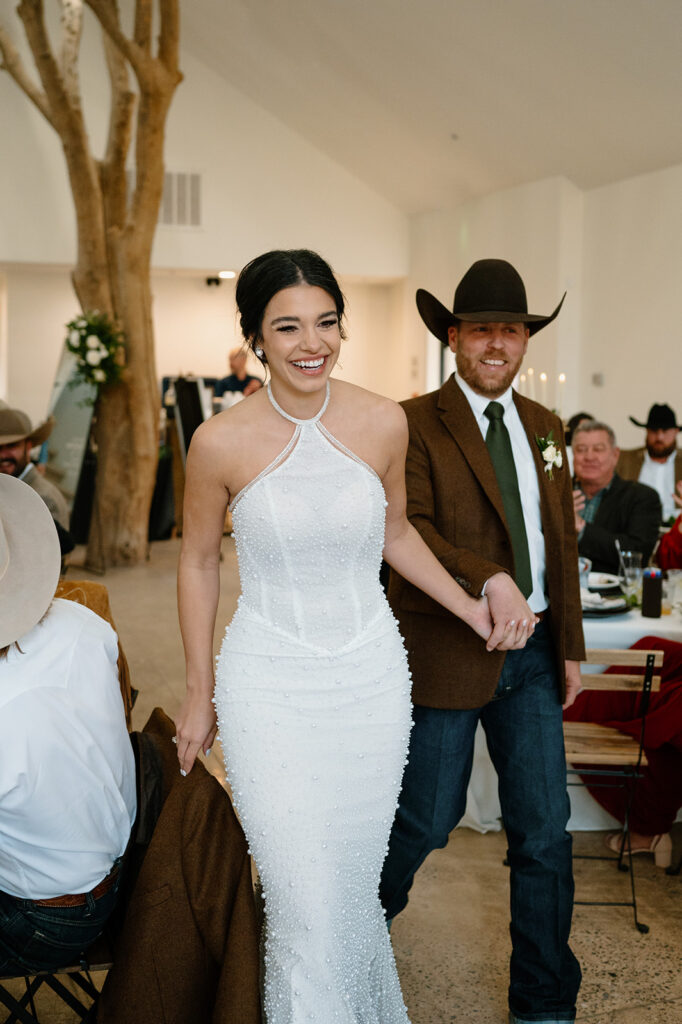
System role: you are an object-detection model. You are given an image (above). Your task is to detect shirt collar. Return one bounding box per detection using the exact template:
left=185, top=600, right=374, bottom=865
left=454, top=372, right=515, bottom=420
left=643, top=450, right=675, bottom=467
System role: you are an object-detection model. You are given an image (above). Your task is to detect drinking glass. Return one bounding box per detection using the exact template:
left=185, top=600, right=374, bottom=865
left=666, top=569, right=682, bottom=614
left=619, top=550, right=643, bottom=606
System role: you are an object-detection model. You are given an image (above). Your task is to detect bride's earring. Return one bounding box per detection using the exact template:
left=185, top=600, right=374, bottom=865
left=255, top=345, right=264, bottom=359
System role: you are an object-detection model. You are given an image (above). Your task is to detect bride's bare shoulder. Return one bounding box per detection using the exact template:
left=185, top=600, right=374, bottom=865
left=189, top=389, right=270, bottom=458
left=330, top=380, right=406, bottom=434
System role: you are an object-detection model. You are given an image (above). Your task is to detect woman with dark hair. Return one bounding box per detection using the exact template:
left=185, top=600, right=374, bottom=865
left=175, top=249, right=533, bottom=1021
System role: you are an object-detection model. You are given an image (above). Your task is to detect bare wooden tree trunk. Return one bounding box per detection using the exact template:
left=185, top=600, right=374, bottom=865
left=0, top=0, right=181, bottom=567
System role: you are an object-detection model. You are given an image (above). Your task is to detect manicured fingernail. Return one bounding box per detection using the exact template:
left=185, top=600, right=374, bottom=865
left=180, top=769, right=187, bottom=777
left=521, top=619, right=527, bottom=626
left=509, top=620, right=515, bottom=626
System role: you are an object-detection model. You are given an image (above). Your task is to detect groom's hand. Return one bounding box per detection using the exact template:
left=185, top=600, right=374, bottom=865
left=483, top=572, right=537, bottom=651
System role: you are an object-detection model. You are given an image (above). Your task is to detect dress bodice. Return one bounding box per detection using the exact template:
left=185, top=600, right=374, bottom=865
left=229, top=384, right=388, bottom=650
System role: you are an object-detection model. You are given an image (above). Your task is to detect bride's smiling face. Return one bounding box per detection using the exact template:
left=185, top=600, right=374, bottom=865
left=259, top=284, right=342, bottom=393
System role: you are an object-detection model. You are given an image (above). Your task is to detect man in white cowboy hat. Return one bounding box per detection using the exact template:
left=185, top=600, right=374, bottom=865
left=381, top=259, right=584, bottom=1024
left=617, top=403, right=682, bottom=523
left=0, top=406, right=70, bottom=530
left=0, top=475, right=136, bottom=974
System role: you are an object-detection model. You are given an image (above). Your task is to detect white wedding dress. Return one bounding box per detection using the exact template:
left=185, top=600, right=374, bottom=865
left=214, top=383, right=412, bottom=1023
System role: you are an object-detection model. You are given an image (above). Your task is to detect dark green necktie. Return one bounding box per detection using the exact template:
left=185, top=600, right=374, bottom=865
left=484, top=401, right=533, bottom=599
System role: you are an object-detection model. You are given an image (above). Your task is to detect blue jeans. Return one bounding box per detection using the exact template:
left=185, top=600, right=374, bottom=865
left=380, top=621, right=581, bottom=1023
left=0, top=864, right=122, bottom=974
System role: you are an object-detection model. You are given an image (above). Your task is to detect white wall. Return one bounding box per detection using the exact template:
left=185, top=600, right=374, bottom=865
left=0, top=39, right=408, bottom=279
left=580, top=162, right=682, bottom=449
left=410, top=176, right=584, bottom=417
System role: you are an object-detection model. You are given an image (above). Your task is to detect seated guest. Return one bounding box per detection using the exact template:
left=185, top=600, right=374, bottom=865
left=0, top=476, right=136, bottom=974
left=657, top=481, right=682, bottom=569
left=0, top=405, right=73, bottom=555
left=213, top=346, right=262, bottom=399
left=564, top=635, right=682, bottom=868
left=572, top=419, right=661, bottom=574
left=617, top=403, right=682, bottom=523
left=564, top=410, right=594, bottom=475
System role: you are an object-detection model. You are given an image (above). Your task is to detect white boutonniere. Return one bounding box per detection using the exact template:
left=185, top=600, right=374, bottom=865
left=535, top=430, right=563, bottom=480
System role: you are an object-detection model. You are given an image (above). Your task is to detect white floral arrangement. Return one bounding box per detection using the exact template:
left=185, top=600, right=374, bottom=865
left=535, top=430, right=563, bottom=480
left=65, top=311, right=125, bottom=392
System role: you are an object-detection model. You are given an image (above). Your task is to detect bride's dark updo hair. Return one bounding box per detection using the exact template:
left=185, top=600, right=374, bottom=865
left=236, top=249, right=347, bottom=361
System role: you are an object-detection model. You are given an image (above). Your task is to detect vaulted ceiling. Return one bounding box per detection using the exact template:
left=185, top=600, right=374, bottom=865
left=184, top=0, right=682, bottom=214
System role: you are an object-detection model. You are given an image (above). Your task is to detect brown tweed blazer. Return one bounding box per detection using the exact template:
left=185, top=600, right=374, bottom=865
left=388, top=376, right=585, bottom=710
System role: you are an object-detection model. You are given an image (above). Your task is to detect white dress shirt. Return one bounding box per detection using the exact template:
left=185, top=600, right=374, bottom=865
left=638, top=451, right=676, bottom=521
left=0, top=599, right=136, bottom=899
left=455, top=374, right=548, bottom=613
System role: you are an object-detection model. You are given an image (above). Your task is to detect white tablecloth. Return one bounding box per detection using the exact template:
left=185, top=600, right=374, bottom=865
left=459, top=610, right=682, bottom=833
left=582, top=608, right=682, bottom=647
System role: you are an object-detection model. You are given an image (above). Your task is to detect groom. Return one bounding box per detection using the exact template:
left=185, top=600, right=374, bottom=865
left=381, top=259, right=584, bottom=1024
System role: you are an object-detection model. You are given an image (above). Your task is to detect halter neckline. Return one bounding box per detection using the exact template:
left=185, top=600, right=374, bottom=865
left=267, top=381, right=330, bottom=425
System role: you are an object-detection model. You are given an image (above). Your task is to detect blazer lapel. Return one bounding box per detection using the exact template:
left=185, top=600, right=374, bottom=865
left=438, top=377, right=508, bottom=527
left=514, top=392, right=564, bottom=539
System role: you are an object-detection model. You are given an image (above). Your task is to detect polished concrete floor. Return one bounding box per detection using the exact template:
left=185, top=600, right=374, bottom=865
left=7, top=537, right=681, bottom=1023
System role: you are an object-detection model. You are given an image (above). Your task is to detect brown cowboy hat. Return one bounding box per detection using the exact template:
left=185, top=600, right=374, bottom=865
left=416, top=259, right=566, bottom=345
left=629, top=404, right=681, bottom=431
left=0, top=407, right=55, bottom=446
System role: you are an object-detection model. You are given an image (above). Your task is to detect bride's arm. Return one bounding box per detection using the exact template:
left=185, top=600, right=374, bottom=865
left=380, top=403, right=533, bottom=652
left=176, top=421, right=230, bottom=774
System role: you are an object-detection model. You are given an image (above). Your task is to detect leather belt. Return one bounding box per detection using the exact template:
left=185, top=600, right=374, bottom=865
left=32, top=863, right=120, bottom=908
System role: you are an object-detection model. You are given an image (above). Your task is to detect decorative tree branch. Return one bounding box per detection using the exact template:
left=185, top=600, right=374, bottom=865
left=84, top=0, right=146, bottom=79
left=0, top=22, right=55, bottom=127
left=58, top=0, right=83, bottom=101
left=158, top=0, right=180, bottom=70
left=134, top=0, right=152, bottom=52
left=0, top=0, right=181, bottom=567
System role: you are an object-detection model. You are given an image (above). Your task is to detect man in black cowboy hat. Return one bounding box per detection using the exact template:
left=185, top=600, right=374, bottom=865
left=0, top=406, right=70, bottom=532
left=381, top=259, right=584, bottom=1024
left=617, top=404, right=682, bottom=523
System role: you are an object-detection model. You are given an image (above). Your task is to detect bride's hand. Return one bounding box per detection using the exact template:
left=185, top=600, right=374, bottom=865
left=175, top=691, right=218, bottom=776
left=466, top=594, right=495, bottom=644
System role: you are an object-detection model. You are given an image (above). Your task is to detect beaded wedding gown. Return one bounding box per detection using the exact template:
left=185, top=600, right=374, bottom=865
left=214, top=383, right=412, bottom=1023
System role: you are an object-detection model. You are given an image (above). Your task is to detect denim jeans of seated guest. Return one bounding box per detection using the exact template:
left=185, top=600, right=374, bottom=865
left=0, top=864, right=122, bottom=975
left=380, top=621, right=581, bottom=1023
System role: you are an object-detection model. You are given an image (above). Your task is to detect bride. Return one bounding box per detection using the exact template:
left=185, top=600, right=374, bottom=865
left=175, top=249, right=533, bottom=1022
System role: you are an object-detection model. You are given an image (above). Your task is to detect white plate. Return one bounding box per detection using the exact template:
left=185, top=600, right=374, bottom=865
left=587, top=572, right=621, bottom=590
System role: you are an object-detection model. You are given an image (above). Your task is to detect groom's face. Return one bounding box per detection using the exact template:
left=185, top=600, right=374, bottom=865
left=448, top=320, right=529, bottom=398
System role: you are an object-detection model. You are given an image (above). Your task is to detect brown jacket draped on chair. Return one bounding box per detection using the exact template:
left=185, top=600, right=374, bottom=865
left=98, top=708, right=262, bottom=1024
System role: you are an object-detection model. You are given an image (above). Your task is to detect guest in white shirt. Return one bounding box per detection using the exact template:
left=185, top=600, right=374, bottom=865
left=617, top=403, right=682, bottom=523
left=0, top=475, right=136, bottom=974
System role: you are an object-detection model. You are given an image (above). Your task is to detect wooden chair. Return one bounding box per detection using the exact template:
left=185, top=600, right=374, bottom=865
left=564, top=647, right=663, bottom=933
left=0, top=935, right=112, bottom=1023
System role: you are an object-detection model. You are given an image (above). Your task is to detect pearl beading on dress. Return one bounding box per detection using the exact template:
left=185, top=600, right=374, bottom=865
left=214, top=384, right=413, bottom=1022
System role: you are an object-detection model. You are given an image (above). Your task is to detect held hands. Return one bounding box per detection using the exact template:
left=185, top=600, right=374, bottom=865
left=480, top=572, right=538, bottom=652
left=572, top=488, right=586, bottom=533
left=175, top=691, right=218, bottom=776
